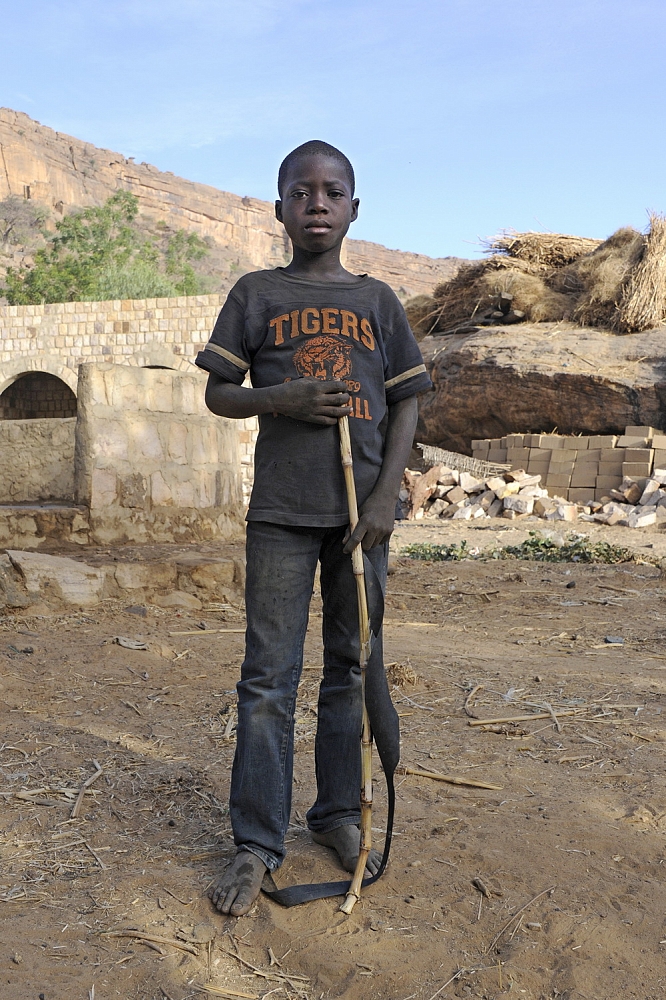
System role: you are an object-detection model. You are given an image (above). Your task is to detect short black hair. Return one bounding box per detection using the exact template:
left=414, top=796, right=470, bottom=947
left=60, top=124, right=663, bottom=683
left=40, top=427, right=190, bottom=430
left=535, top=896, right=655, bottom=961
left=277, top=140, right=355, bottom=197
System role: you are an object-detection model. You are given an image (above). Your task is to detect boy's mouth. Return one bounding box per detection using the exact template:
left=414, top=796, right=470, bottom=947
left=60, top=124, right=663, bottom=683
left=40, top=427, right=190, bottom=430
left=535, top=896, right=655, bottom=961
left=304, top=222, right=332, bottom=232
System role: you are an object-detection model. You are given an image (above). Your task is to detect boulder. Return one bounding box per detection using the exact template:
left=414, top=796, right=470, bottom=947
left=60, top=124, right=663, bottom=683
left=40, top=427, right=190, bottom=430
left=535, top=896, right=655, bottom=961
left=417, top=322, right=666, bottom=453
left=7, top=550, right=104, bottom=606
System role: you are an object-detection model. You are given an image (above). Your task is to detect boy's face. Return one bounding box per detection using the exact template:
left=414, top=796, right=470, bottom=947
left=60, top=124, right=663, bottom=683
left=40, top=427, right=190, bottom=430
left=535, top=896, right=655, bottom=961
left=275, top=155, right=359, bottom=253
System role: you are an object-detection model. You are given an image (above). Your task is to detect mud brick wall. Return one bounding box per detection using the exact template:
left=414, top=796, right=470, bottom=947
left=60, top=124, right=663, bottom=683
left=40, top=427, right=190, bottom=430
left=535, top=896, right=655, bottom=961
left=472, top=424, right=666, bottom=503
left=74, top=363, right=244, bottom=545
left=0, top=417, right=76, bottom=503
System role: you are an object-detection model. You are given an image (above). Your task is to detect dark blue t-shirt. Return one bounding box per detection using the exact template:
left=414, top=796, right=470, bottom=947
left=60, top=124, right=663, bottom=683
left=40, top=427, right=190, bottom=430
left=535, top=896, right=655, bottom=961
left=195, top=268, right=432, bottom=526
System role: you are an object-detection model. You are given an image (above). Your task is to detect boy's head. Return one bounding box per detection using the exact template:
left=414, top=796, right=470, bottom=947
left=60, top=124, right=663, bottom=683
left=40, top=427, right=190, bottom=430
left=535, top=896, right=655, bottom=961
left=275, top=140, right=358, bottom=254
left=277, top=140, right=355, bottom=198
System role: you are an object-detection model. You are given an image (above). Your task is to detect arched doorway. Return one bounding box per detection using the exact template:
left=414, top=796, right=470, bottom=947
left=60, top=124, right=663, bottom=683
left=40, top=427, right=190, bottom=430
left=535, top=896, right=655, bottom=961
left=0, top=373, right=77, bottom=420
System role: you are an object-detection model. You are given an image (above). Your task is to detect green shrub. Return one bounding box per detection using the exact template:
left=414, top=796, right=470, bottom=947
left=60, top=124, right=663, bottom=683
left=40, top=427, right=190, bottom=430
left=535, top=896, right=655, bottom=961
left=2, top=191, right=209, bottom=304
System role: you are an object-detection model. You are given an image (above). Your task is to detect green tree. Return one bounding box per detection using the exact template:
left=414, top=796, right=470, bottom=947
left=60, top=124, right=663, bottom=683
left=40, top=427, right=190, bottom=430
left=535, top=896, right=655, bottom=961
left=2, top=191, right=209, bottom=304
left=164, top=230, right=209, bottom=295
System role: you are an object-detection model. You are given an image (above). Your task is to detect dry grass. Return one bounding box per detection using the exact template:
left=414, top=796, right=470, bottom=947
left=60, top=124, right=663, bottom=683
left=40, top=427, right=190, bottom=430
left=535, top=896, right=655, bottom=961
left=563, top=227, right=645, bottom=329
left=404, top=293, right=438, bottom=339
left=430, top=256, right=571, bottom=330
left=428, top=224, right=666, bottom=334
left=617, top=213, right=666, bottom=332
left=485, top=230, right=602, bottom=267
left=386, top=660, right=419, bottom=687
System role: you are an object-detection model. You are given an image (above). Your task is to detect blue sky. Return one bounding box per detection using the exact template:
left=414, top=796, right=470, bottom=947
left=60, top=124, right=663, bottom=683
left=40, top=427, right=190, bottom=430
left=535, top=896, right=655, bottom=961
left=2, top=0, right=666, bottom=260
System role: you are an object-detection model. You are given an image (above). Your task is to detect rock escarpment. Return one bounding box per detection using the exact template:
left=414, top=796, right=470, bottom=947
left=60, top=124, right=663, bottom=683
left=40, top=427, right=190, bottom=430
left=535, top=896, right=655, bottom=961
left=0, top=108, right=461, bottom=298
left=417, top=322, right=666, bottom=453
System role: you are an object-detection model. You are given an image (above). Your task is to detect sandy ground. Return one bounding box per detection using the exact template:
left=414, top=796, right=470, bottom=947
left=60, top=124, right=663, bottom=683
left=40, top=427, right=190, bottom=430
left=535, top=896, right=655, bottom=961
left=2, top=525, right=666, bottom=1000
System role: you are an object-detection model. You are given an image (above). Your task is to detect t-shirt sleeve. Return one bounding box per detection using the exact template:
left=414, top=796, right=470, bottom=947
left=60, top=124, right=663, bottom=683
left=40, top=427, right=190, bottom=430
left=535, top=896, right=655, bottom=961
left=381, top=290, right=433, bottom=404
left=194, top=287, right=251, bottom=385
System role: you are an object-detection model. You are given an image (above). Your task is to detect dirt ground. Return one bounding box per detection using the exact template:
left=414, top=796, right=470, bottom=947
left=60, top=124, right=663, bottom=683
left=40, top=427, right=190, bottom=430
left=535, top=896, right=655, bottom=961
left=2, top=525, right=666, bottom=1000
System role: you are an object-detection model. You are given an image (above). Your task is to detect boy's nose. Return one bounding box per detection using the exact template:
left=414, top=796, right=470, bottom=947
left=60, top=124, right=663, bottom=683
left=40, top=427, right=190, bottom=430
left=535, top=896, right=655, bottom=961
left=307, top=192, right=328, bottom=213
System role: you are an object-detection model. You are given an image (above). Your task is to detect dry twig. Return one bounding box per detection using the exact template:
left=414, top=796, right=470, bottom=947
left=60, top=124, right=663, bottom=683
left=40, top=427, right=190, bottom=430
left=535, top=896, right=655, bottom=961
left=71, top=761, right=103, bottom=819
left=485, top=886, right=555, bottom=954
left=469, top=710, right=579, bottom=727
left=403, top=766, right=502, bottom=790
left=464, top=685, right=484, bottom=719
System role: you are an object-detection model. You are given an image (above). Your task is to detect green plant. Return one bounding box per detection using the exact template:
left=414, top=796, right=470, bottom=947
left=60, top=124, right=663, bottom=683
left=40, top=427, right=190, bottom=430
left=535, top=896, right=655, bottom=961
left=2, top=191, right=209, bottom=304
left=493, top=531, right=637, bottom=564
left=402, top=540, right=470, bottom=561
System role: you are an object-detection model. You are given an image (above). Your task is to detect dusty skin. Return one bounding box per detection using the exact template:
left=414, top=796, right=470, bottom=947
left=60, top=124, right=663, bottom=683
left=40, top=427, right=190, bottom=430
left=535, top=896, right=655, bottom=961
left=1, top=525, right=666, bottom=998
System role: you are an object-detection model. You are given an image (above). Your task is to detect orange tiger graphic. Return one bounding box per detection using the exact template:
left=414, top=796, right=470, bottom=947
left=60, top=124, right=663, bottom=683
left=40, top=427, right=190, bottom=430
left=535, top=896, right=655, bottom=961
left=293, top=336, right=355, bottom=383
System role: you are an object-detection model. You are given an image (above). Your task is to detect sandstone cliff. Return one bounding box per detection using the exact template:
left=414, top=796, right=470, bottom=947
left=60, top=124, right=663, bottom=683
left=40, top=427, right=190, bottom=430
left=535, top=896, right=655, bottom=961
left=417, top=322, right=666, bottom=452
left=0, top=108, right=460, bottom=298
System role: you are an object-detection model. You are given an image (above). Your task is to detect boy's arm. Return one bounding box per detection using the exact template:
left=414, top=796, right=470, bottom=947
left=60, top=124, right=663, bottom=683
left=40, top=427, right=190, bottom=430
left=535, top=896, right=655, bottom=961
left=205, top=371, right=352, bottom=425
left=343, top=395, right=418, bottom=553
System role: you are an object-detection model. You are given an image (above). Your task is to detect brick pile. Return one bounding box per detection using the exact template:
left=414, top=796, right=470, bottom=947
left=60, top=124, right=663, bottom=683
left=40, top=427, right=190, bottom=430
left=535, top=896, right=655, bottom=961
left=471, top=425, right=666, bottom=503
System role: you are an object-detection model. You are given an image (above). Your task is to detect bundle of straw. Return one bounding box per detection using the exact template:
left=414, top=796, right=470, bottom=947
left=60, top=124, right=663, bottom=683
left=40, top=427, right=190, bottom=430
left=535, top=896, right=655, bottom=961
left=485, top=230, right=602, bottom=268
left=430, top=256, right=570, bottom=331
left=617, top=213, right=666, bottom=332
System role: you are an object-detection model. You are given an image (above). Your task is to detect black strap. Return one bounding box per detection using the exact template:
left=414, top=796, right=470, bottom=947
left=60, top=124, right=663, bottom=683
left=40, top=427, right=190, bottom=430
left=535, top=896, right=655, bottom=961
left=262, top=750, right=395, bottom=907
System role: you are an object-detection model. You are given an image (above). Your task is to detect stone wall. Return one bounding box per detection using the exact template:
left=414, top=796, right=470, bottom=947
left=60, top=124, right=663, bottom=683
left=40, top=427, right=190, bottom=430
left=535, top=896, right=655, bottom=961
left=0, top=417, right=75, bottom=502
left=0, top=292, right=223, bottom=394
left=0, top=293, right=258, bottom=503
left=74, top=363, right=243, bottom=545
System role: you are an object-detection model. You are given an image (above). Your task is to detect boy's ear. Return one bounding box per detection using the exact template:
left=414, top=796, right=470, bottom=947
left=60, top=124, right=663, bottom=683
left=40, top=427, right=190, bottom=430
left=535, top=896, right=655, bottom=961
left=275, top=199, right=283, bottom=223
left=351, top=197, right=359, bottom=223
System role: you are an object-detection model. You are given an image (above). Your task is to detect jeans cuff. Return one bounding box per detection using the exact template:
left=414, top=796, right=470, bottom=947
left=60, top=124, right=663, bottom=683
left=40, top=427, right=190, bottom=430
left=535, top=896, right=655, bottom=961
left=308, top=816, right=360, bottom=835
left=236, top=844, right=281, bottom=873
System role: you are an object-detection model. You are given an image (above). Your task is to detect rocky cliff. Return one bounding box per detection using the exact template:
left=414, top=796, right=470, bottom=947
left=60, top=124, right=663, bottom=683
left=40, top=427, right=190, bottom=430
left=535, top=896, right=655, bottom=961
left=0, top=108, right=460, bottom=298
left=417, top=322, right=666, bottom=452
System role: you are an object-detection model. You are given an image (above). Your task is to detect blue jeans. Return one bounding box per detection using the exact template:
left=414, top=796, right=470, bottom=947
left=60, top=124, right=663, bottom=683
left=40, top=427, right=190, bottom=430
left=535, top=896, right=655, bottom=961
left=230, top=520, right=388, bottom=872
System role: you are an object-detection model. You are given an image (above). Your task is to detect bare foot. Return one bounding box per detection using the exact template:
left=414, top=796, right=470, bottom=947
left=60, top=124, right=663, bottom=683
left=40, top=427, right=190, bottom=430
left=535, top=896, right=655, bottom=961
left=208, top=852, right=267, bottom=916
left=312, top=825, right=382, bottom=876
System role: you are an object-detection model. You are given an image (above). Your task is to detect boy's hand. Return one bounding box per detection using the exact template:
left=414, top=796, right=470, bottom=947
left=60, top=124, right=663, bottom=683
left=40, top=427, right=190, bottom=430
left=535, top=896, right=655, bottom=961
left=343, top=491, right=396, bottom=552
left=270, top=378, right=352, bottom=425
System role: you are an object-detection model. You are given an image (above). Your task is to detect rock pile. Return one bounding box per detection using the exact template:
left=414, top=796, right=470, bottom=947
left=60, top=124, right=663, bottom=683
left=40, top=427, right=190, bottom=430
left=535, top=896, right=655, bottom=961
left=401, top=463, right=666, bottom=529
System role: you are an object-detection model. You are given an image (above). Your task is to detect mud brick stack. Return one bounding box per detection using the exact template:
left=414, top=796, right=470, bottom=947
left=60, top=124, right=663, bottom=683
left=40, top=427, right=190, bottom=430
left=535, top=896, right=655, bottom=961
left=472, top=425, right=666, bottom=503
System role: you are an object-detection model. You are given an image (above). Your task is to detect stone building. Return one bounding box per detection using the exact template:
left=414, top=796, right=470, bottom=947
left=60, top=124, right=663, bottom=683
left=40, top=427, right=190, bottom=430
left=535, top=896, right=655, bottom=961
left=0, top=292, right=252, bottom=548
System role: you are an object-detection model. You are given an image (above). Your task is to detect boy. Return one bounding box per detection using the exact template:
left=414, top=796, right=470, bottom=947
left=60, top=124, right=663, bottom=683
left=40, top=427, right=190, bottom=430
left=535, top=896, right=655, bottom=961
left=196, top=140, right=431, bottom=916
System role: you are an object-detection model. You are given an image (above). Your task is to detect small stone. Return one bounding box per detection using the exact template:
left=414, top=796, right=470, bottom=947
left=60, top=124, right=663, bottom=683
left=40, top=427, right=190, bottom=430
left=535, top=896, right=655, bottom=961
left=459, top=472, right=484, bottom=493
left=605, top=636, right=624, bottom=645
left=445, top=486, right=466, bottom=504
left=566, top=581, right=576, bottom=589
left=503, top=495, right=534, bottom=515
left=625, top=509, right=657, bottom=528
left=11, top=953, right=22, bottom=964
left=153, top=591, right=203, bottom=611
left=545, top=504, right=578, bottom=522
left=495, top=481, right=521, bottom=500
left=638, top=479, right=660, bottom=504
